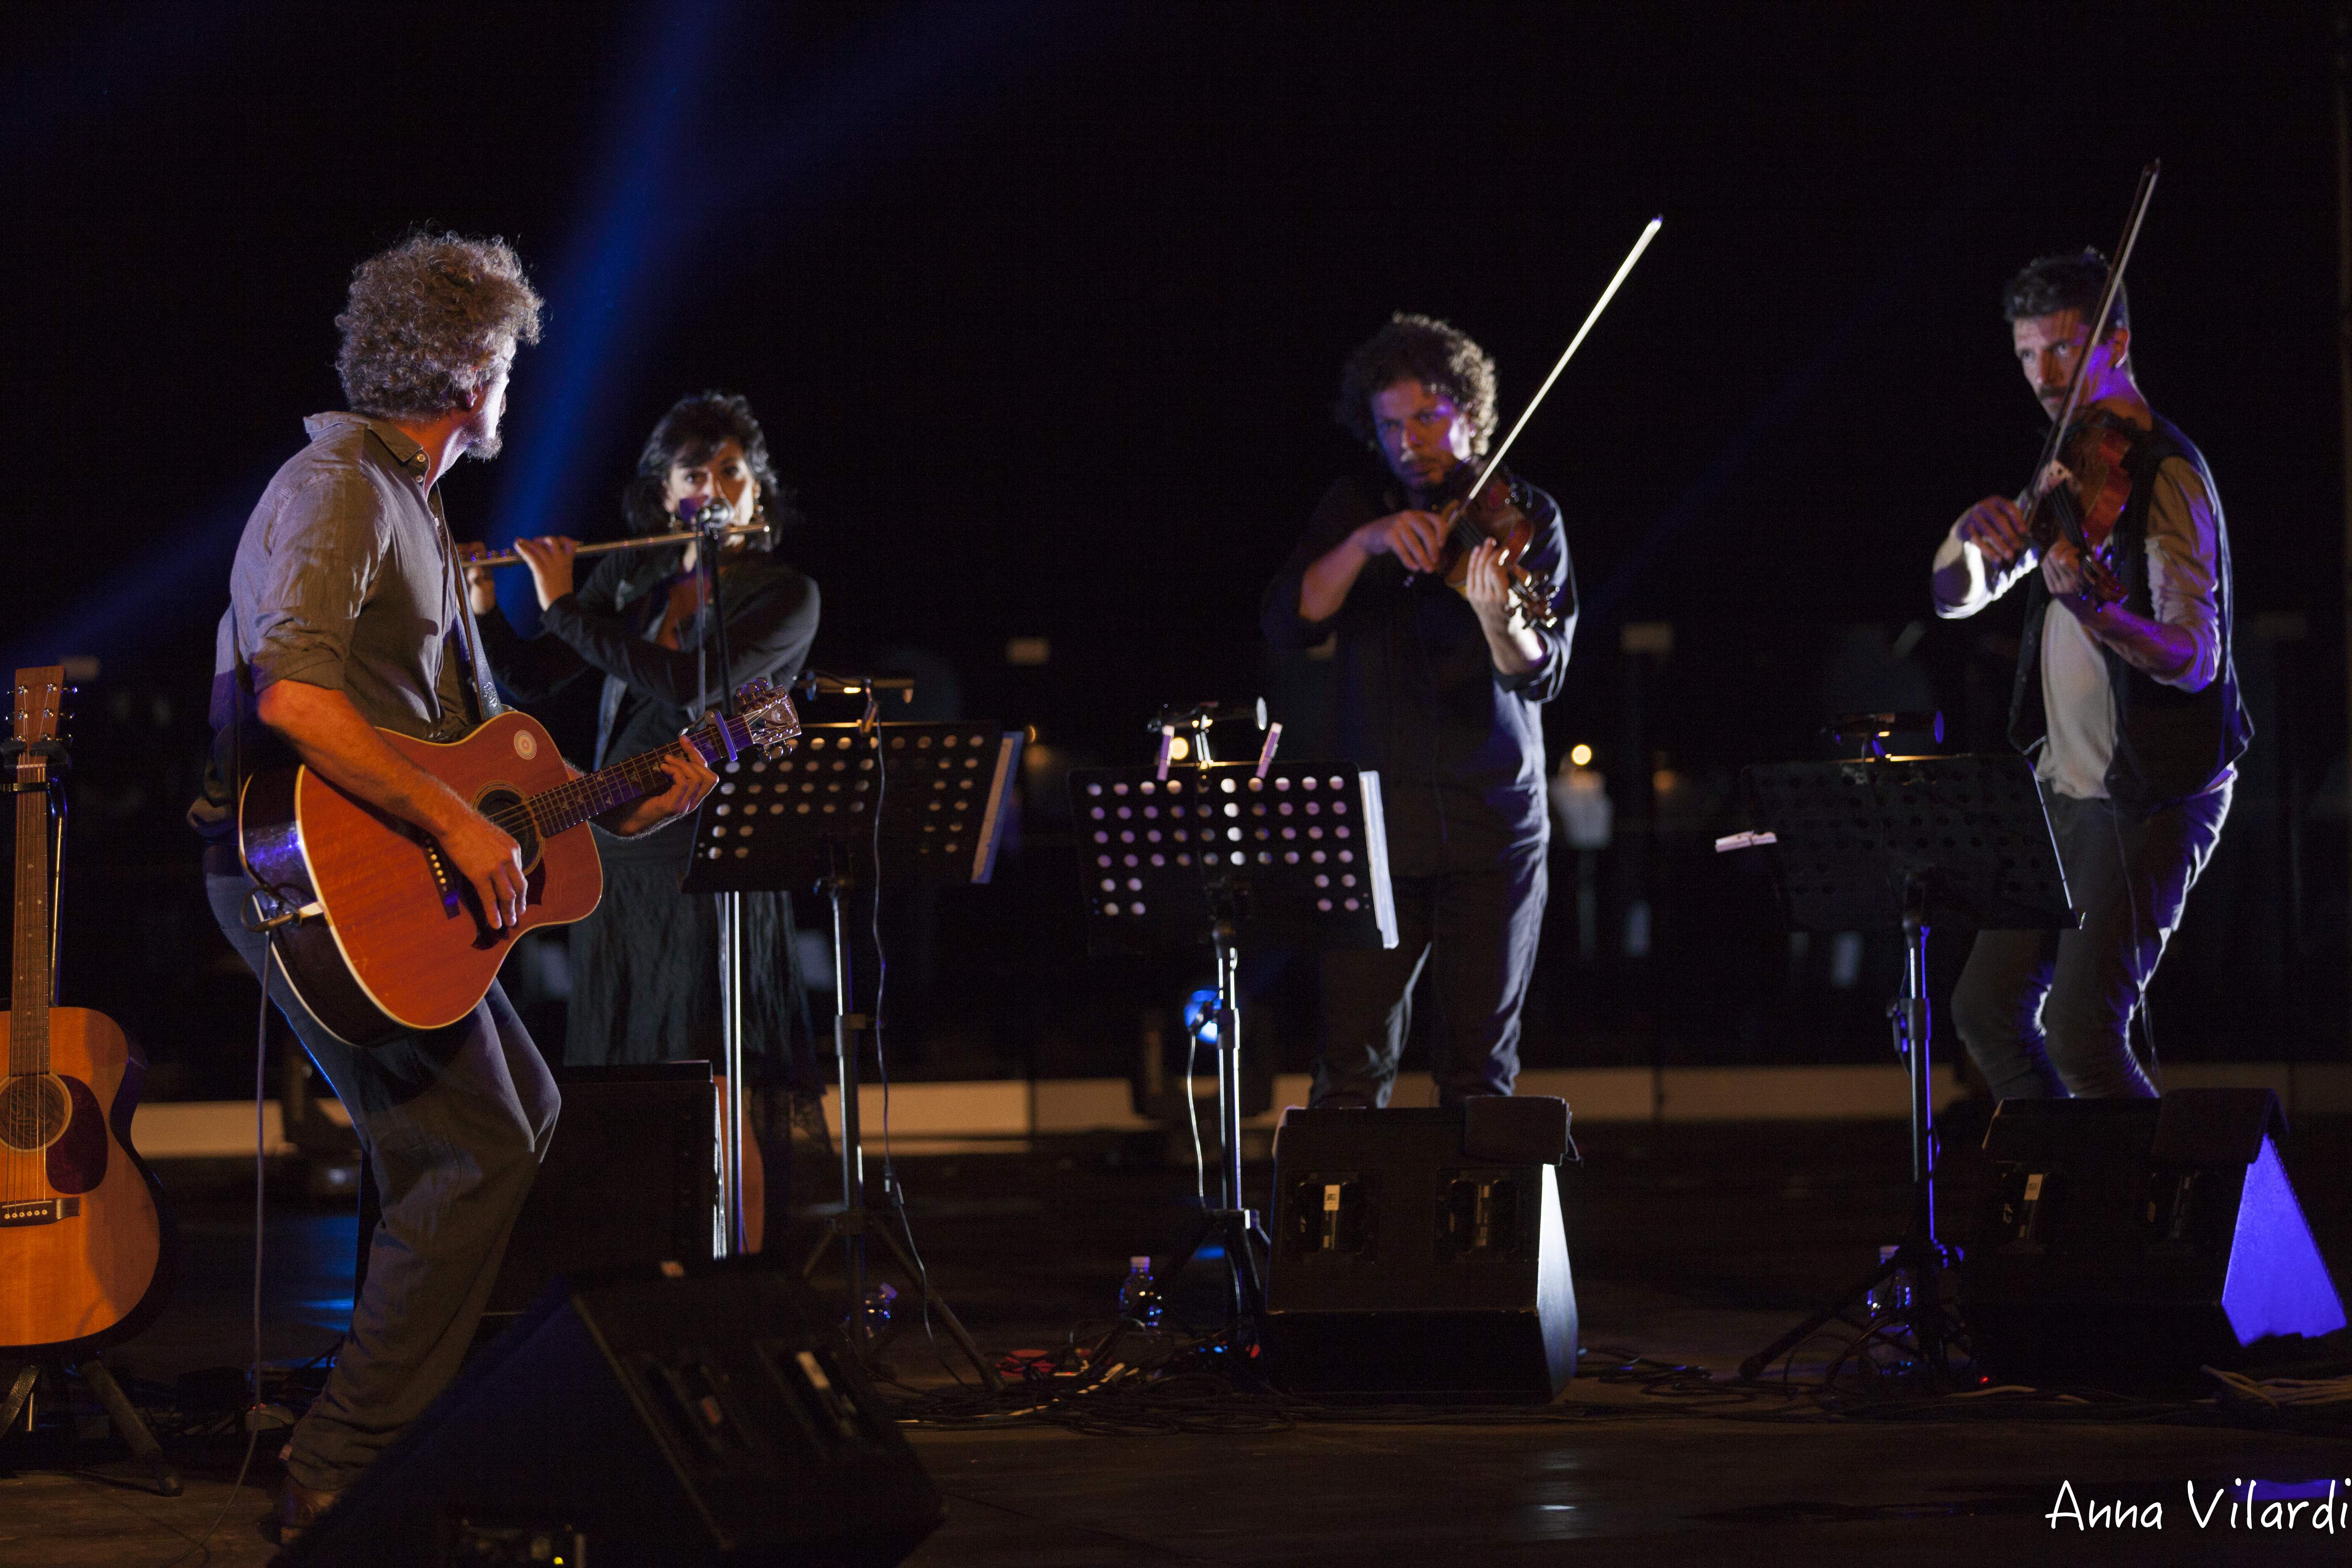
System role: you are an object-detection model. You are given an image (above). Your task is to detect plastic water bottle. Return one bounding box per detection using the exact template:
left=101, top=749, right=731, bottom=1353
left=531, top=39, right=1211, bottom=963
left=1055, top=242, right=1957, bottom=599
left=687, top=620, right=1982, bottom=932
left=1117, top=1256, right=1163, bottom=1329
left=862, top=1282, right=898, bottom=1333
left=1868, top=1245, right=1912, bottom=1320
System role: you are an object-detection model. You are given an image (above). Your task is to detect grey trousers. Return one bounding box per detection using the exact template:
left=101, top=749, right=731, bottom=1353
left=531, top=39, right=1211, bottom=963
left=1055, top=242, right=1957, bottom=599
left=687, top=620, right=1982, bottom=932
left=206, top=872, right=559, bottom=1493
left=1312, top=839, right=1548, bottom=1108
left=1950, top=783, right=2229, bottom=1101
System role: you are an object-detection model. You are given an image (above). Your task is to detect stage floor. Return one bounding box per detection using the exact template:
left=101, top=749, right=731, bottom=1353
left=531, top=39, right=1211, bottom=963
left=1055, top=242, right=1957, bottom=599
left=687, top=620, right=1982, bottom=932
left=5, top=1117, right=2349, bottom=1566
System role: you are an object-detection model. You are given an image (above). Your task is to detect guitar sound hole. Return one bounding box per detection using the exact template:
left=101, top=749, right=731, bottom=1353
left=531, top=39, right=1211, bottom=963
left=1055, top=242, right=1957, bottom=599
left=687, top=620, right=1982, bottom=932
left=0, top=1073, right=70, bottom=1153
left=476, top=787, right=541, bottom=871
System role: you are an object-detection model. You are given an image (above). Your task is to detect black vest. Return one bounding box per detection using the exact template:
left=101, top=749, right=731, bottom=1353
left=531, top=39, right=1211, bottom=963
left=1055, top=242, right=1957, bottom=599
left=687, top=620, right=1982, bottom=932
left=2007, top=414, right=2252, bottom=814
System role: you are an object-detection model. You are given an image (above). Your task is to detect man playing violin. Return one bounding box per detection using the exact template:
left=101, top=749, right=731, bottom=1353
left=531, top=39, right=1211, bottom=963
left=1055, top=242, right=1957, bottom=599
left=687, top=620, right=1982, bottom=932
left=1932, top=250, right=2250, bottom=1099
left=1264, top=313, right=1577, bottom=1107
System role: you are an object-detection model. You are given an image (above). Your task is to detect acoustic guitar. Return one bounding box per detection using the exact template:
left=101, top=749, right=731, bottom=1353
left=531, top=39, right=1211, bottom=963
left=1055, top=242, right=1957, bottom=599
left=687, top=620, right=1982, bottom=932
left=236, top=679, right=799, bottom=1049
left=2, top=665, right=170, bottom=1355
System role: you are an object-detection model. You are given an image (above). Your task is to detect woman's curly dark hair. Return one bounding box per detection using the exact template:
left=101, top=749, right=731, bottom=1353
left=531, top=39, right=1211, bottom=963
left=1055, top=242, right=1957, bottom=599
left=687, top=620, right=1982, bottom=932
left=1334, top=313, right=1500, bottom=456
left=335, top=232, right=543, bottom=418
left=2002, top=248, right=2128, bottom=332
left=621, top=392, right=793, bottom=547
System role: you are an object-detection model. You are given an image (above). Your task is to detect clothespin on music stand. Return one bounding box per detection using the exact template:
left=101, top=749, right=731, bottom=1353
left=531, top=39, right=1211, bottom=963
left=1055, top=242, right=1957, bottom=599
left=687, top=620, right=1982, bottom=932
left=1254, top=722, right=1283, bottom=780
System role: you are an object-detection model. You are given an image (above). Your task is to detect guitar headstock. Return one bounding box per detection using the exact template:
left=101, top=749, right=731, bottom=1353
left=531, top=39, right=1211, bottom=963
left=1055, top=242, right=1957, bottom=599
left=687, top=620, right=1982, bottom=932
left=13, top=665, right=67, bottom=747
left=732, top=677, right=802, bottom=760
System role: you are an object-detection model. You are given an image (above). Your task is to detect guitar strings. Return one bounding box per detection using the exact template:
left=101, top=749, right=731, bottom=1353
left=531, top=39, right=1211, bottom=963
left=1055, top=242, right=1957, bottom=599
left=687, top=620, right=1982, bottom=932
left=10, top=767, right=56, bottom=1206
left=483, top=710, right=752, bottom=842
left=463, top=737, right=705, bottom=849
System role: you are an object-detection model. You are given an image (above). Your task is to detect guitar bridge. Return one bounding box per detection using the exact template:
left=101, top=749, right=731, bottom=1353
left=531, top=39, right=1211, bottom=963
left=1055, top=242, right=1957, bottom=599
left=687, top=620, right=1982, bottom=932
left=411, top=832, right=464, bottom=919
left=0, top=1196, right=80, bottom=1228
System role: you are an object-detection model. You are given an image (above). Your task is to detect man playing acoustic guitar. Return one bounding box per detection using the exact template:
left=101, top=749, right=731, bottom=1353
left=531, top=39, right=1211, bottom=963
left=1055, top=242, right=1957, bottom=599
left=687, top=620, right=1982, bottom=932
left=188, top=232, right=716, bottom=1540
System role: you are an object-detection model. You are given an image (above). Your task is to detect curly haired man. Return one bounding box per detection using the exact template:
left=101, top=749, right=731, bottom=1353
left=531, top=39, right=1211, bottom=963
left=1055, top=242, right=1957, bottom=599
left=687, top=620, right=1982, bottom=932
left=1262, top=314, right=1579, bottom=1107
left=191, top=232, right=715, bottom=1537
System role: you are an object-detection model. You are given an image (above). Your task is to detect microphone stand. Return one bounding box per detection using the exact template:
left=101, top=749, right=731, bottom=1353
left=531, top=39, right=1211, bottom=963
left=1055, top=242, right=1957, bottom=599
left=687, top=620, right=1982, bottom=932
left=786, top=674, right=1006, bottom=1387
left=694, top=500, right=750, bottom=1258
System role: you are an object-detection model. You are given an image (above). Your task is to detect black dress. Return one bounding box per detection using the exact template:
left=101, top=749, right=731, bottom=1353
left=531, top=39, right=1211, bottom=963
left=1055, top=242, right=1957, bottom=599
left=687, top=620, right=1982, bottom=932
left=477, top=546, right=823, bottom=1089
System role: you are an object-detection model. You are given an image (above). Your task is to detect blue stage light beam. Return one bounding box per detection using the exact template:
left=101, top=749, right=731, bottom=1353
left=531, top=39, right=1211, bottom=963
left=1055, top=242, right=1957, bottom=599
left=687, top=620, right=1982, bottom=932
left=0, top=483, right=257, bottom=673
left=486, top=0, right=728, bottom=627
left=10, top=1, right=1095, bottom=669
left=485, top=0, right=1083, bottom=633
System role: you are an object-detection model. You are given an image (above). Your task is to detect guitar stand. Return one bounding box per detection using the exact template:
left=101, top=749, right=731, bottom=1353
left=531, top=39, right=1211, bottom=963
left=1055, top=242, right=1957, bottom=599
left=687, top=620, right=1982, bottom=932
left=2, top=1357, right=183, bottom=1496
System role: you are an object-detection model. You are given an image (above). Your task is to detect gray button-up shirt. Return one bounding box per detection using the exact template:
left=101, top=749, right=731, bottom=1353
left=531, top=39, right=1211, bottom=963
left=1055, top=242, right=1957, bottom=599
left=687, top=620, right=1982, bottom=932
left=209, top=413, right=490, bottom=750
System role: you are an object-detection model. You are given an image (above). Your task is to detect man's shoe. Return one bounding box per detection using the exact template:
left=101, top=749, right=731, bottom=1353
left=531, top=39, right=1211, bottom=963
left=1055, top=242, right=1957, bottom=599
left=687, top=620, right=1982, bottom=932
left=279, top=1475, right=342, bottom=1545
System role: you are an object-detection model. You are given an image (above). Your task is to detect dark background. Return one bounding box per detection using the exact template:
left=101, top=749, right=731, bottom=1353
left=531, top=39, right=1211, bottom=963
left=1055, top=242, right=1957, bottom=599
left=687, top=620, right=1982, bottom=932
left=5, top=1, right=2343, bottom=1098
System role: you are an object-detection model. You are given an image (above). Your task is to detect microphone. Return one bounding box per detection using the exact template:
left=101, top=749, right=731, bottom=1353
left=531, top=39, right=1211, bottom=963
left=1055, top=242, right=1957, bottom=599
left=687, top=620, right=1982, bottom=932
left=1144, top=698, right=1268, bottom=733
left=678, top=495, right=735, bottom=528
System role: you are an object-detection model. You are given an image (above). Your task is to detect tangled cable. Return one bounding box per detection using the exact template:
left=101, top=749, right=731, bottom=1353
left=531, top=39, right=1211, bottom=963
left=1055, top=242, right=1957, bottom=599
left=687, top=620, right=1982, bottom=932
left=881, top=1321, right=2352, bottom=1440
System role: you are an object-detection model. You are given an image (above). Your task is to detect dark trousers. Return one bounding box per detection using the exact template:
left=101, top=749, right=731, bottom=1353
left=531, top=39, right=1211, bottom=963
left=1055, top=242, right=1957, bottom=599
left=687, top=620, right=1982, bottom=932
left=1950, top=782, right=2229, bottom=1101
left=206, top=873, right=559, bottom=1493
left=1312, top=839, right=1547, bottom=1108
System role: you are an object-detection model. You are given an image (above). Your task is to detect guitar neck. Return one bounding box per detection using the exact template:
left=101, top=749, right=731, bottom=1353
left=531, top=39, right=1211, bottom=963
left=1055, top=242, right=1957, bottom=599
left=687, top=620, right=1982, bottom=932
left=523, top=713, right=743, bottom=838
left=10, top=755, right=49, bottom=1078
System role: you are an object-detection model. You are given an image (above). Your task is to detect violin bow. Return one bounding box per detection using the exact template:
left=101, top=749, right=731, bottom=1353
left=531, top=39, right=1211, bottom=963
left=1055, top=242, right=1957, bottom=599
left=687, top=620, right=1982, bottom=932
left=1462, top=214, right=1664, bottom=506
left=2027, top=161, right=2161, bottom=498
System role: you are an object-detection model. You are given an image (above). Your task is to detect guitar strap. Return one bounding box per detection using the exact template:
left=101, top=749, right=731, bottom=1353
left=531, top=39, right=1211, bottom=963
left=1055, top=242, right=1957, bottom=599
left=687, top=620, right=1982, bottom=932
left=431, top=504, right=505, bottom=727
left=452, top=600, right=507, bottom=725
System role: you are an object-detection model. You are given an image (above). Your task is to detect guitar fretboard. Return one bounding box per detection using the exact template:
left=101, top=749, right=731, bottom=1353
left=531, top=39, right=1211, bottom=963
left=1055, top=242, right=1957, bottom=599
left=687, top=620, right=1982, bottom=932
left=490, top=714, right=750, bottom=843
left=10, top=730, right=54, bottom=1081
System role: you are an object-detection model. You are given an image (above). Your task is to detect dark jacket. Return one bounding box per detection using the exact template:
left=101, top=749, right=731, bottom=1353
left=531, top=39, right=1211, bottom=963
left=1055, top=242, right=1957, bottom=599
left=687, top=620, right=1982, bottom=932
left=2008, top=415, right=2251, bottom=813
left=1262, top=470, right=1576, bottom=876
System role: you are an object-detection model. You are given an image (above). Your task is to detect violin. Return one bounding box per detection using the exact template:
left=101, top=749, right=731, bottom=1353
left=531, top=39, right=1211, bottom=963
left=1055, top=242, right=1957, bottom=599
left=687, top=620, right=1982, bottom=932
left=2022, top=410, right=2138, bottom=608
left=1421, top=462, right=1564, bottom=630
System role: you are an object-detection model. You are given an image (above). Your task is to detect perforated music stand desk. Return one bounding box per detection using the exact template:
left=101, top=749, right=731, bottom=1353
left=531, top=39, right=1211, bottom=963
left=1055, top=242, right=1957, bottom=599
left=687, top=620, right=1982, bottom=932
left=1733, top=751, right=2074, bottom=1383
left=684, top=720, right=1021, bottom=1388
left=683, top=720, right=1021, bottom=894
left=1069, top=760, right=1399, bottom=1333
left=1742, top=752, right=2073, bottom=936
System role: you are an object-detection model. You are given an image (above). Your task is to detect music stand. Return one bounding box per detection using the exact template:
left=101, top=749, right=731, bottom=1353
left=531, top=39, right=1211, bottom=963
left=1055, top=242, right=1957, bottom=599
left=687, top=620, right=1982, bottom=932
left=685, top=713, right=1021, bottom=1389
left=1728, top=749, right=2074, bottom=1384
left=1069, top=754, right=1398, bottom=1338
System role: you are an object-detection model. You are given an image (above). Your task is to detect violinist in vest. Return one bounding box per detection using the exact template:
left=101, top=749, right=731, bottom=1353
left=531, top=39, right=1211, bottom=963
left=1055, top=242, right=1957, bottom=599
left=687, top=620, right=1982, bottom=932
left=1263, top=314, right=1577, bottom=1108
left=1932, top=249, right=2251, bottom=1099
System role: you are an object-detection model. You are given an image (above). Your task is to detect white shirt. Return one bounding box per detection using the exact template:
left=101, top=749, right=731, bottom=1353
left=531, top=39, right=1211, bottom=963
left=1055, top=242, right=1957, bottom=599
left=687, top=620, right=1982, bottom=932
left=1931, top=456, right=2222, bottom=799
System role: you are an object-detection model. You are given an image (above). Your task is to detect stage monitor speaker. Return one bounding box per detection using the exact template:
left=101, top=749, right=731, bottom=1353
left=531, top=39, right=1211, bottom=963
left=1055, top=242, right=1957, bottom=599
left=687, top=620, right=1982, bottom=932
left=1959, top=1088, right=2346, bottom=1392
left=356, top=1063, right=720, bottom=1326
left=1265, top=1099, right=1576, bottom=1401
left=486, top=1061, right=720, bottom=1320
left=281, top=1257, right=942, bottom=1568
